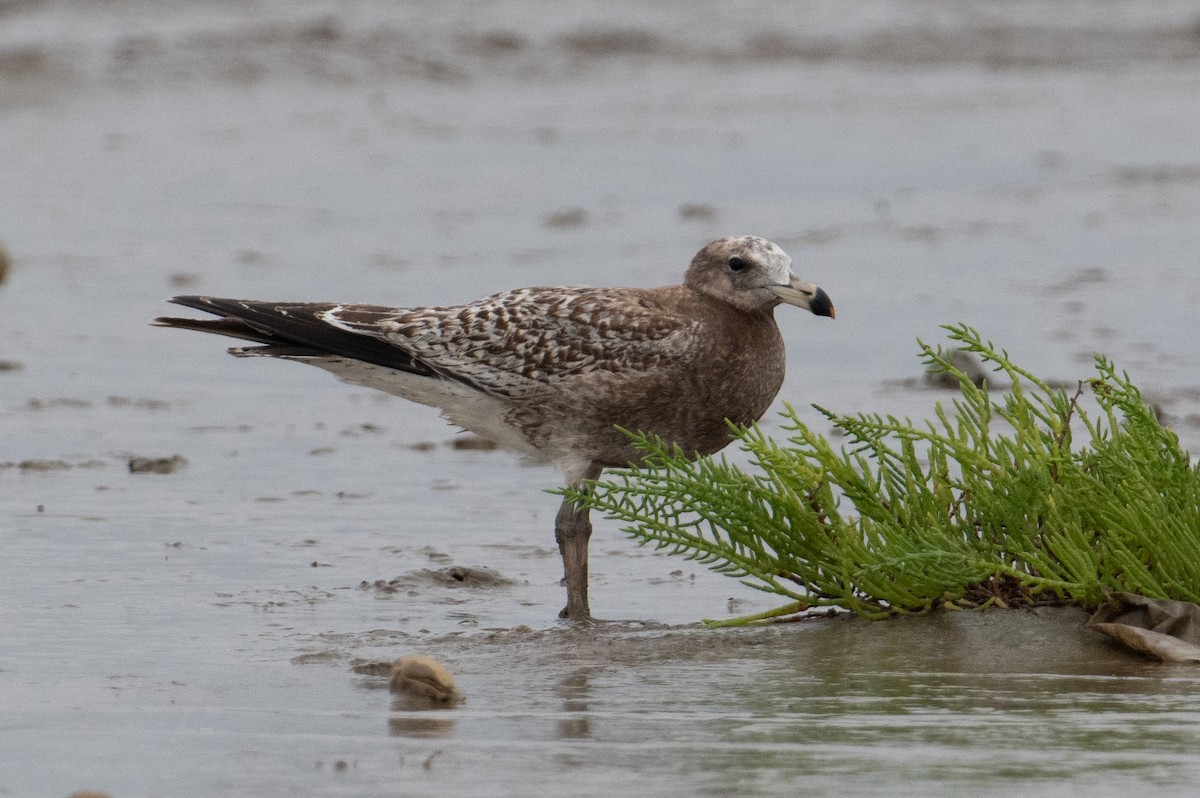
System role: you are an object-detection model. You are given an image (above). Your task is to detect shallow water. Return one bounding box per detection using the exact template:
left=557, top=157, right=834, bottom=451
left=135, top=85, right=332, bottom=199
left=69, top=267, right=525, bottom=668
left=2, top=1, right=1200, bottom=795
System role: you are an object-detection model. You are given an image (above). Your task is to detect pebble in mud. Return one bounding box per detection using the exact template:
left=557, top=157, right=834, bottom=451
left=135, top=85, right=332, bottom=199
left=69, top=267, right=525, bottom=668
left=678, top=203, right=717, bottom=221
left=924, top=348, right=989, bottom=389
left=448, top=435, right=498, bottom=451
left=127, top=454, right=188, bottom=474
left=542, top=206, right=588, bottom=228
left=389, top=655, right=464, bottom=707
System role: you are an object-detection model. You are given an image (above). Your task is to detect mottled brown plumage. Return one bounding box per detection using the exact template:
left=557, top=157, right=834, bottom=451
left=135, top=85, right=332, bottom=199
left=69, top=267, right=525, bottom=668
left=155, top=236, right=834, bottom=621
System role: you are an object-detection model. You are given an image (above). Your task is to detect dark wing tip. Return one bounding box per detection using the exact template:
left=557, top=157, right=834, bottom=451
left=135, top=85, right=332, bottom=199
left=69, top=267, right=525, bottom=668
left=153, top=296, right=439, bottom=379
left=153, top=314, right=279, bottom=344
left=164, top=295, right=247, bottom=315
left=166, top=294, right=207, bottom=306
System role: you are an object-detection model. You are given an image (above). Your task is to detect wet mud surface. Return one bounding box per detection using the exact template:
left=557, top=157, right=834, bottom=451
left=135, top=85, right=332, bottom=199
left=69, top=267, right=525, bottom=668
left=3, top=1, right=1200, bottom=795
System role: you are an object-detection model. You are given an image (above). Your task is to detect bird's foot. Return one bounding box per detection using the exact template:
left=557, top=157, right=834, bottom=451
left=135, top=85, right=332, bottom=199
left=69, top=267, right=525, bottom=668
left=558, top=602, right=594, bottom=624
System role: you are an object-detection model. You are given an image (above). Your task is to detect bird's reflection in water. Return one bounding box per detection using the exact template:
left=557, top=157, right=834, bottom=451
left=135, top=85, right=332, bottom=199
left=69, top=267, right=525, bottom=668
left=388, top=705, right=457, bottom=739
left=555, top=668, right=596, bottom=739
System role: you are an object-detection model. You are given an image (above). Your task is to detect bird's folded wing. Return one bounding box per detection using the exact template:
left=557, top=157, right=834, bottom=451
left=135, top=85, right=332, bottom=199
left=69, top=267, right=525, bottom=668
left=322, top=286, right=701, bottom=398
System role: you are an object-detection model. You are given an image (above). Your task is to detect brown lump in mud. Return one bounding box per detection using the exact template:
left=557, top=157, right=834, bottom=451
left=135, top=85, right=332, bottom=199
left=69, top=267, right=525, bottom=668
left=389, top=655, right=464, bottom=706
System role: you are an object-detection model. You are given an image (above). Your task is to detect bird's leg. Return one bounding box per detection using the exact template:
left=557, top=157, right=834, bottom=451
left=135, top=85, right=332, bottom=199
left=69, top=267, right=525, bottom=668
left=556, top=463, right=603, bottom=621
left=555, top=497, right=592, bottom=621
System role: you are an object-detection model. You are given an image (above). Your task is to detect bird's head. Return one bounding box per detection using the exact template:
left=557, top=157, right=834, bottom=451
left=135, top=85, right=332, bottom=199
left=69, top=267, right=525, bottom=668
left=685, top=236, right=835, bottom=318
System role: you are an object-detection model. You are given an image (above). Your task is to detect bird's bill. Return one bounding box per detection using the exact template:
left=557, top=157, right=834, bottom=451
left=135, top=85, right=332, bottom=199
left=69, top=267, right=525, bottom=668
left=770, top=277, right=835, bottom=319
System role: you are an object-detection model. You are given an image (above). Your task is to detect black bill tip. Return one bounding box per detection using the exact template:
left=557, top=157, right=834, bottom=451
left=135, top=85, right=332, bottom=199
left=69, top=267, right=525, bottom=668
left=810, top=287, right=835, bottom=319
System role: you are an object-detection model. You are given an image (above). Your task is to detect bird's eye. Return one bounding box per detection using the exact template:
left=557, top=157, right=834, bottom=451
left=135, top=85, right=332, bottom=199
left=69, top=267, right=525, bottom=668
left=727, top=257, right=746, bottom=272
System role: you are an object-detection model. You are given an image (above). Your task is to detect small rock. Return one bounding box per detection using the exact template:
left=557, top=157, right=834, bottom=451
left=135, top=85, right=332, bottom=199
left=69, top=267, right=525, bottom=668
left=235, top=249, right=268, bottom=265
left=432, top=565, right=513, bottom=587
left=350, top=659, right=394, bottom=677
left=925, top=349, right=989, bottom=389
left=678, top=203, right=717, bottom=221
left=389, top=655, right=464, bottom=706
left=128, top=454, right=188, bottom=474
left=543, top=207, right=588, bottom=229
left=558, top=27, right=661, bottom=56
left=0, top=240, right=10, bottom=284
left=299, top=15, right=343, bottom=44
left=18, top=459, right=71, bottom=472
left=448, top=435, right=497, bottom=451
left=464, top=30, right=527, bottom=55
left=107, top=396, right=171, bottom=410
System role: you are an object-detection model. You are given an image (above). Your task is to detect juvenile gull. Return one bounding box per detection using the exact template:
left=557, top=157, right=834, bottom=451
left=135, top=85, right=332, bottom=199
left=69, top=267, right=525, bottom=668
left=155, top=236, right=834, bottom=621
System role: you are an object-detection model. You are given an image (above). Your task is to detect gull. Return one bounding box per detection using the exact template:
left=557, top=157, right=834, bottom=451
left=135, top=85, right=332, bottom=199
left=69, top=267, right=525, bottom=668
left=155, top=236, right=834, bottom=621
